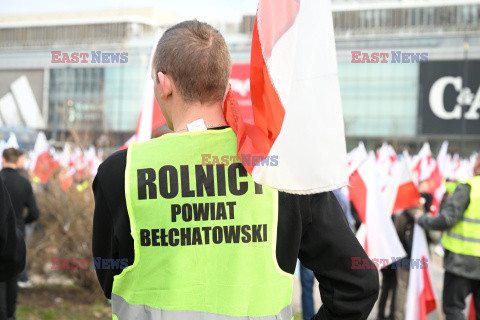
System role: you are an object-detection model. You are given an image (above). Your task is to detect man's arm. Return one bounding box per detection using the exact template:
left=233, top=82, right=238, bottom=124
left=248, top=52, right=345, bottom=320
left=24, top=183, right=40, bottom=224
left=0, top=177, right=26, bottom=281
left=299, top=192, right=379, bottom=320
left=418, top=184, right=470, bottom=231
left=92, top=173, right=117, bottom=299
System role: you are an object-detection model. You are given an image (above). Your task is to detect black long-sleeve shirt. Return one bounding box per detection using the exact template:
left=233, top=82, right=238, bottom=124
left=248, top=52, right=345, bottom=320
left=0, top=176, right=26, bottom=281
left=93, top=146, right=379, bottom=320
left=0, top=168, right=40, bottom=233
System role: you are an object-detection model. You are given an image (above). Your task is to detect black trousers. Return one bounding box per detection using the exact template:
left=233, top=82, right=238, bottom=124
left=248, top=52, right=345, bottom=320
left=443, top=271, right=480, bottom=320
left=0, top=277, right=17, bottom=320
left=377, top=268, right=397, bottom=318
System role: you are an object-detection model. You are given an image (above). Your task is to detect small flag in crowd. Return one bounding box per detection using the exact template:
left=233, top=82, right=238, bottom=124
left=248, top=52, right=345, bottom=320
left=383, top=154, right=422, bottom=215
left=405, top=224, right=437, bottom=320
left=348, top=153, right=406, bottom=264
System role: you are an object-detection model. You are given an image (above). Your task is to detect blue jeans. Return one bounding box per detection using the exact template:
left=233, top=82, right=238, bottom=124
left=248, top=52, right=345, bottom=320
left=300, top=263, right=315, bottom=320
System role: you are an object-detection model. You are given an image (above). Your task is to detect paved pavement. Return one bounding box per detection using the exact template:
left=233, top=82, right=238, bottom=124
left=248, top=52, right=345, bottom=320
left=290, top=247, right=470, bottom=320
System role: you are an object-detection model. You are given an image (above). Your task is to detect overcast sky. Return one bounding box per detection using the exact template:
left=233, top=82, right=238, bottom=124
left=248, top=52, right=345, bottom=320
left=0, top=0, right=260, bottom=23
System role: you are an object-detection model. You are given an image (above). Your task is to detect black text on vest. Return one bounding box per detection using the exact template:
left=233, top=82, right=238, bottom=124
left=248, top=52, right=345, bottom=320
left=137, top=164, right=263, bottom=200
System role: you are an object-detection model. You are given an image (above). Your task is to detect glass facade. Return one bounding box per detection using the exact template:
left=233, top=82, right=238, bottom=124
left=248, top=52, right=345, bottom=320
left=48, top=65, right=147, bottom=137
left=333, top=4, right=480, bottom=33
left=103, top=65, right=146, bottom=132
left=48, top=67, right=104, bottom=137
left=338, top=62, right=418, bottom=137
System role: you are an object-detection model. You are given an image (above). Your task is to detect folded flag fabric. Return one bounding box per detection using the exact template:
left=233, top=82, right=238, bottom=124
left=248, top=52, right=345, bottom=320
left=225, top=0, right=348, bottom=194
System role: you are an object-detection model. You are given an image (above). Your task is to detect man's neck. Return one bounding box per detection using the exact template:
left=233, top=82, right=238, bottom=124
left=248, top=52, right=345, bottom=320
left=2, top=163, right=17, bottom=169
left=171, top=100, right=227, bottom=132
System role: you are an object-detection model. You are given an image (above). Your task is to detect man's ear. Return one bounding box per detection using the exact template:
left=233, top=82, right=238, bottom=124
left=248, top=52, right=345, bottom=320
left=157, top=72, right=172, bottom=100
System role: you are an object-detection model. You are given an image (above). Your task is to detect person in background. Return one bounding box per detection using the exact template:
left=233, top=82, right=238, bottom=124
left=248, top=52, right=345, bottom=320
left=417, top=155, right=480, bottom=320
left=333, top=188, right=356, bottom=231
left=0, top=176, right=26, bottom=320
left=15, top=152, right=33, bottom=287
left=300, top=263, right=315, bottom=320
left=0, top=148, right=40, bottom=320
left=376, top=264, right=396, bottom=320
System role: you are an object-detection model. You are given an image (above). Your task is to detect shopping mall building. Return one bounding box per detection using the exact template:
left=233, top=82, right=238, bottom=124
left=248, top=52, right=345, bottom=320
left=0, top=0, right=479, bottom=154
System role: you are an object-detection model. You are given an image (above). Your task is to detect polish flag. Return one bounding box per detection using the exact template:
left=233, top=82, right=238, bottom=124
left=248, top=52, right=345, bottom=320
left=412, top=143, right=433, bottom=185
left=405, top=224, right=437, bottom=320
left=383, top=154, right=422, bottom=215
left=225, top=0, right=348, bottom=194
left=348, top=153, right=406, bottom=264
left=31, top=132, right=58, bottom=184
left=425, top=141, right=448, bottom=215
left=376, top=143, right=398, bottom=191
left=347, top=142, right=368, bottom=177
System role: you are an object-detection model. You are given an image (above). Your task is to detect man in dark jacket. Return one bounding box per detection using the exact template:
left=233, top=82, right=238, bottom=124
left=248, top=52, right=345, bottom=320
left=0, top=176, right=26, bottom=320
left=0, top=148, right=39, bottom=320
left=417, top=156, right=480, bottom=320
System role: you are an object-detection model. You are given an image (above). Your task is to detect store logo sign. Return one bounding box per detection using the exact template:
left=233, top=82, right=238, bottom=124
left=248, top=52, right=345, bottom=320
left=429, top=76, right=480, bottom=120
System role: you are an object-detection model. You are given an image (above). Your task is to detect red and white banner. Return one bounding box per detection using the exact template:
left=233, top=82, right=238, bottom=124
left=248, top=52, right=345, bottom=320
left=348, top=153, right=406, bottom=263
left=225, top=0, right=348, bottom=193
left=405, top=224, right=437, bottom=320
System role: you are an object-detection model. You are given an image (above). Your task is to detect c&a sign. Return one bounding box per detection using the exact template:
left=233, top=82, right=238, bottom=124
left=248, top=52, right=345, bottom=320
left=419, top=60, right=480, bottom=135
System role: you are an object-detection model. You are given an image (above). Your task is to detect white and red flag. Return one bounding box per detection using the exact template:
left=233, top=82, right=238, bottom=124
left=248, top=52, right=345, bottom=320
left=224, top=0, right=348, bottom=193
left=347, top=142, right=368, bottom=176
left=376, top=142, right=398, bottom=190
left=425, top=141, right=448, bottom=215
left=405, top=224, right=437, bottom=320
left=31, top=132, right=58, bottom=184
left=383, top=154, right=422, bottom=215
left=411, top=143, right=434, bottom=185
left=348, top=153, right=406, bottom=264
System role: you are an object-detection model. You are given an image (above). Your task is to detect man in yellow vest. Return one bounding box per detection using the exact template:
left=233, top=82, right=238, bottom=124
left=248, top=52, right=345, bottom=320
left=418, top=156, right=480, bottom=320
left=92, top=20, right=379, bottom=320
